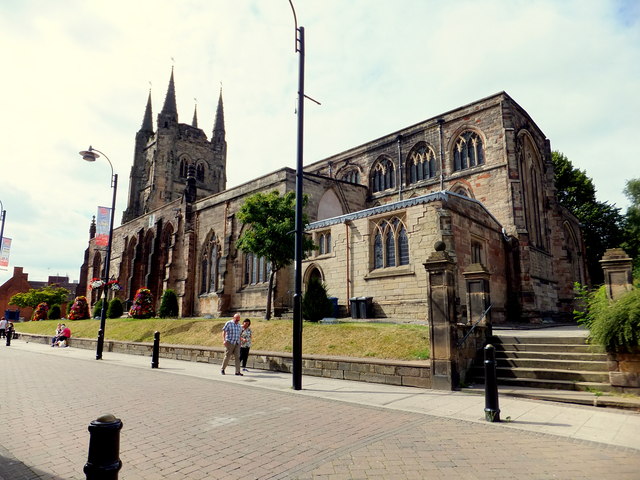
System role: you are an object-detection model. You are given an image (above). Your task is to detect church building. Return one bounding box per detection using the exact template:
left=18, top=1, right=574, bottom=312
left=78, top=70, right=587, bottom=324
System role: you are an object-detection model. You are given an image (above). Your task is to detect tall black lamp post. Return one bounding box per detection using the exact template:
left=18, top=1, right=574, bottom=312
left=79, top=146, right=118, bottom=360
left=289, top=0, right=305, bottom=391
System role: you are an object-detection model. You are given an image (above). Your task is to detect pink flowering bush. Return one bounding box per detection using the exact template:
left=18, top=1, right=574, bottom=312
left=68, top=296, right=90, bottom=320
left=129, top=287, right=155, bottom=319
left=32, top=302, right=49, bottom=321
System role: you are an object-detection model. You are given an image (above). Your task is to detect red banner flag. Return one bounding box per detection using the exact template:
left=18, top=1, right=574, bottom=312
left=95, top=206, right=111, bottom=247
left=0, top=237, right=11, bottom=269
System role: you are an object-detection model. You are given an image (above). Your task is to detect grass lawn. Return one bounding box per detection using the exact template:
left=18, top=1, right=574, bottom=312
left=14, top=318, right=430, bottom=361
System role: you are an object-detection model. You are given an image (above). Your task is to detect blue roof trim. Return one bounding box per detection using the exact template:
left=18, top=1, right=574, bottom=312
left=306, top=190, right=503, bottom=231
left=307, top=191, right=449, bottom=230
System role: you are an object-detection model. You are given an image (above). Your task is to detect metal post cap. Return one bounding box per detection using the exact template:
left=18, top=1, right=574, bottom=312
left=95, top=414, right=118, bottom=423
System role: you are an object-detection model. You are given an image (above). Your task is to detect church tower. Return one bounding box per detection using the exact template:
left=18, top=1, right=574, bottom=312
left=122, top=69, right=227, bottom=224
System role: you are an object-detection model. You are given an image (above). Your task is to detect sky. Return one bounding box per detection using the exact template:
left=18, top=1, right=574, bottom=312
left=0, top=0, right=638, bottom=285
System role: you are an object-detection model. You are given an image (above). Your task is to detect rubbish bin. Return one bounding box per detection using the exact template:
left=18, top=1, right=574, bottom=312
left=357, top=297, right=373, bottom=319
left=328, top=297, right=339, bottom=318
left=349, top=298, right=359, bottom=319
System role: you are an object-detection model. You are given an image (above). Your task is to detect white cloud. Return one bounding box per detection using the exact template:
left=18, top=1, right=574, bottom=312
left=1, top=0, right=638, bottom=285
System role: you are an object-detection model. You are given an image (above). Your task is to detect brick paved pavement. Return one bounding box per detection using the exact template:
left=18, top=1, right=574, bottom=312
left=1, top=343, right=639, bottom=479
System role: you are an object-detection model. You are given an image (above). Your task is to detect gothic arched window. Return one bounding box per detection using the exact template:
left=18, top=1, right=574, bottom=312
left=244, top=253, right=271, bottom=285
left=179, top=158, right=189, bottom=178
left=372, top=217, right=409, bottom=269
left=196, top=163, right=205, bottom=182
left=407, top=143, right=437, bottom=185
left=371, top=157, right=395, bottom=193
left=340, top=169, right=360, bottom=184
left=317, top=231, right=332, bottom=255
left=453, top=131, right=484, bottom=171
left=200, top=235, right=220, bottom=294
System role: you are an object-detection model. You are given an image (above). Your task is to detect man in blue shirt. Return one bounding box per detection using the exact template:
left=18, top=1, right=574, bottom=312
left=221, top=313, right=243, bottom=375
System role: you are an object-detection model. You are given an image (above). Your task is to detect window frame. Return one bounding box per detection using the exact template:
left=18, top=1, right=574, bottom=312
left=453, top=131, right=485, bottom=172
left=371, top=216, right=410, bottom=270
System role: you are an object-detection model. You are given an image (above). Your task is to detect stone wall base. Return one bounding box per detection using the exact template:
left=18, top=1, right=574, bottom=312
left=17, top=333, right=431, bottom=388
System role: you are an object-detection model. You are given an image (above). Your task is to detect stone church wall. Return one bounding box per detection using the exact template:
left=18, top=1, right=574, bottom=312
left=79, top=89, right=586, bottom=324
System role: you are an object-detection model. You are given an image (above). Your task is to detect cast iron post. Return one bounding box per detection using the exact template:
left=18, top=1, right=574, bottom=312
left=484, top=344, right=500, bottom=422
left=84, top=413, right=123, bottom=479
left=151, top=331, right=160, bottom=368
left=290, top=2, right=305, bottom=391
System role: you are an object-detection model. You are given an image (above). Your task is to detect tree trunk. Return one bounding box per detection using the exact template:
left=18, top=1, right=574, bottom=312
left=265, top=269, right=277, bottom=320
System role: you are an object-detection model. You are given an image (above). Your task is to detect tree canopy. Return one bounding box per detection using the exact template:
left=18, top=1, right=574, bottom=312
left=236, top=190, right=316, bottom=318
left=552, top=151, right=625, bottom=284
left=9, top=285, right=71, bottom=310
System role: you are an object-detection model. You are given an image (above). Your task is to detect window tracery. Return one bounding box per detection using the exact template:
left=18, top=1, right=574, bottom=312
left=407, top=143, right=437, bottom=184
left=453, top=131, right=484, bottom=171
left=371, top=157, right=396, bottom=193
left=372, top=216, right=409, bottom=269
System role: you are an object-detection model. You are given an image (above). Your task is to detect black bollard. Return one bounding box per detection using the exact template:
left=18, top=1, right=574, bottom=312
left=484, top=344, right=500, bottom=422
left=151, top=331, right=160, bottom=368
left=84, top=414, right=122, bottom=480
left=96, top=329, right=104, bottom=360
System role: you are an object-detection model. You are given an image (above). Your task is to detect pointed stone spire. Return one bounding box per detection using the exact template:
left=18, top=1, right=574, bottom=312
left=158, top=67, right=178, bottom=127
left=213, top=88, right=225, bottom=137
left=192, top=103, right=198, bottom=128
left=140, top=90, right=153, bottom=132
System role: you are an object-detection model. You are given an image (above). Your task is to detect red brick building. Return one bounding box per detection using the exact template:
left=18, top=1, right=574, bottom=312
left=0, top=267, right=78, bottom=320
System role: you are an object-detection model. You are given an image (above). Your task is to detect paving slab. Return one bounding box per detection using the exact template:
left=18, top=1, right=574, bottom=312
left=1, top=339, right=639, bottom=479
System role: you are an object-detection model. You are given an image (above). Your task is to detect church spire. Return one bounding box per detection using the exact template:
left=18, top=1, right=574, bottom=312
left=212, top=88, right=225, bottom=140
left=158, top=67, right=178, bottom=127
left=140, top=90, right=153, bottom=132
left=192, top=103, right=198, bottom=128
left=214, top=88, right=225, bottom=133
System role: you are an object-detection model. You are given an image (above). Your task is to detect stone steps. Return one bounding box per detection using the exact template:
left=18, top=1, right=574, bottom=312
left=471, top=332, right=612, bottom=392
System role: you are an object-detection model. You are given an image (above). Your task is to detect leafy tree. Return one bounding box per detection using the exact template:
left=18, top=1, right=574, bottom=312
left=158, top=289, right=179, bottom=318
left=236, top=191, right=315, bottom=319
left=107, top=298, right=124, bottom=319
left=622, top=178, right=640, bottom=275
left=9, top=285, right=70, bottom=310
left=302, top=276, right=333, bottom=322
left=552, top=151, right=625, bottom=284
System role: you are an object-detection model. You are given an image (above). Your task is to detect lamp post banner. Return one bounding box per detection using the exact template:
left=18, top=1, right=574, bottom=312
left=0, top=237, right=11, bottom=269
left=96, top=206, right=111, bottom=247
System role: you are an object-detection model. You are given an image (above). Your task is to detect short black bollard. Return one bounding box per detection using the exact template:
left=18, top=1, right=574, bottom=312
left=96, top=329, right=104, bottom=360
left=484, top=344, right=500, bottom=422
left=84, top=414, right=123, bottom=480
left=151, top=331, right=160, bottom=368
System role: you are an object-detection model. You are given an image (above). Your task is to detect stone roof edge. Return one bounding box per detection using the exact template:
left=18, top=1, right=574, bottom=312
left=306, top=190, right=504, bottom=231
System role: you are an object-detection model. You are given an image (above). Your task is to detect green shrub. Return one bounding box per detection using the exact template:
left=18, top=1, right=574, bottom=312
left=92, top=299, right=103, bottom=318
left=107, top=298, right=124, bottom=319
left=49, top=305, right=61, bottom=320
left=158, top=289, right=179, bottom=318
left=575, top=283, right=640, bottom=351
left=302, top=277, right=333, bottom=322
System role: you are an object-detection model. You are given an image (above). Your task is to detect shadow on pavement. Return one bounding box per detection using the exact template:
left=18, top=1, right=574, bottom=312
left=0, top=453, right=67, bottom=480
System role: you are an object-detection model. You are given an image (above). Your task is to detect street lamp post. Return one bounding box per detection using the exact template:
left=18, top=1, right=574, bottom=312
left=289, top=0, right=305, bottom=391
left=80, top=146, right=118, bottom=360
